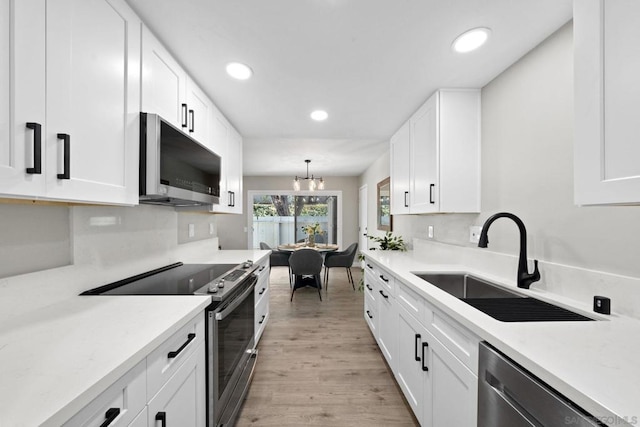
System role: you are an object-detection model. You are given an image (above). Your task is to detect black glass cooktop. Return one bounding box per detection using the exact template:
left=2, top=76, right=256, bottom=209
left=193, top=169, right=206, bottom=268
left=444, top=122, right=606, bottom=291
left=82, top=263, right=237, bottom=295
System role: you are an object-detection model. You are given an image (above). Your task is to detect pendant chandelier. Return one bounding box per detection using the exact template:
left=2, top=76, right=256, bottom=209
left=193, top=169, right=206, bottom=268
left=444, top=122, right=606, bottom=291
left=293, top=159, right=325, bottom=191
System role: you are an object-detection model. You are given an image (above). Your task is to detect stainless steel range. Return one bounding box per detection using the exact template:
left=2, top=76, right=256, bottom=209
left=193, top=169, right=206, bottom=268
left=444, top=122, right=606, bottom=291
left=82, top=261, right=259, bottom=427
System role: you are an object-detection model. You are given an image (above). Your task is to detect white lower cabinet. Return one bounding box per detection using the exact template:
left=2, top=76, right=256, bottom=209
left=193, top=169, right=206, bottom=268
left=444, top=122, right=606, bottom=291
left=364, top=257, right=479, bottom=427
left=65, top=313, right=206, bottom=427
left=255, top=258, right=270, bottom=345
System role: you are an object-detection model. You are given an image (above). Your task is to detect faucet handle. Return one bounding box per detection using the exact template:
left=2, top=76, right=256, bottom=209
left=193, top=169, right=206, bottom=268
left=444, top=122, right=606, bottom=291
left=530, top=259, right=541, bottom=282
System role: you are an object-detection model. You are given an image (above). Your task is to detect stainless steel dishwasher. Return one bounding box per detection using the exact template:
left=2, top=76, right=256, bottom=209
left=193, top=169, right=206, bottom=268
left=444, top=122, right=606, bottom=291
left=478, top=342, right=603, bottom=427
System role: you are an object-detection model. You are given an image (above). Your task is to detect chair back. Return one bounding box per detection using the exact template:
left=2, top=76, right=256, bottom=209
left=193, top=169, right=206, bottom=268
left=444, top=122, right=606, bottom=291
left=289, top=249, right=323, bottom=276
left=259, top=242, right=271, bottom=250
left=344, top=242, right=359, bottom=261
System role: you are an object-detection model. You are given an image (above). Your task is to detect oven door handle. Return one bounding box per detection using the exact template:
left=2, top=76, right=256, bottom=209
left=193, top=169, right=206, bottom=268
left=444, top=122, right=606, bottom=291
left=215, top=279, right=256, bottom=321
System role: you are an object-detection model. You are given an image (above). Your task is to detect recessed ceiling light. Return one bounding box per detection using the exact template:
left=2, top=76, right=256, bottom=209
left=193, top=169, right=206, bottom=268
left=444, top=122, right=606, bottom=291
left=452, top=27, right=491, bottom=53
left=310, top=110, right=328, bottom=121
left=226, top=62, right=253, bottom=80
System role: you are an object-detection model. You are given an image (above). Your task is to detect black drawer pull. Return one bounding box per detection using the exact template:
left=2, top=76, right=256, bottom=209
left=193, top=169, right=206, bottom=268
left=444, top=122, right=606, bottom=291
left=421, top=342, right=429, bottom=371
left=366, top=284, right=373, bottom=291
left=155, top=411, right=167, bottom=427
left=404, top=191, right=409, bottom=207
left=258, top=315, right=266, bottom=324
left=56, top=133, right=70, bottom=179
left=26, top=122, right=42, bottom=174
left=181, top=103, right=188, bottom=128
left=167, top=333, right=195, bottom=358
left=379, top=275, right=389, bottom=283
left=379, top=290, right=389, bottom=299
left=366, top=263, right=373, bottom=269
left=99, top=408, right=120, bottom=427
left=414, top=334, right=421, bottom=362
left=366, top=310, right=373, bottom=319
left=259, top=287, right=266, bottom=295
left=259, top=266, right=266, bottom=272
left=429, top=184, right=435, bottom=204
left=189, top=109, right=194, bottom=133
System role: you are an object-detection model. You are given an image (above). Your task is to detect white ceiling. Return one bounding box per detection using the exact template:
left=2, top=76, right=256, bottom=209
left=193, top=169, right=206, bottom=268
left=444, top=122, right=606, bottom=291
left=126, top=0, right=573, bottom=177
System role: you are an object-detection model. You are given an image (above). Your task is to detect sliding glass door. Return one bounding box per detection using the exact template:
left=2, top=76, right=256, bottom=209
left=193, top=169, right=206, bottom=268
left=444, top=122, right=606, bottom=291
left=250, top=192, right=341, bottom=249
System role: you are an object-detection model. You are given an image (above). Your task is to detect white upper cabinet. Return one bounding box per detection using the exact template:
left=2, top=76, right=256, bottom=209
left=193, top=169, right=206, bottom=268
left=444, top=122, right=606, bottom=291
left=1, top=0, right=140, bottom=205
left=141, top=25, right=188, bottom=130
left=574, top=0, right=640, bottom=205
left=185, top=77, right=213, bottom=145
left=0, top=0, right=46, bottom=197
left=209, top=107, right=243, bottom=214
left=390, top=89, right=481, bottom=214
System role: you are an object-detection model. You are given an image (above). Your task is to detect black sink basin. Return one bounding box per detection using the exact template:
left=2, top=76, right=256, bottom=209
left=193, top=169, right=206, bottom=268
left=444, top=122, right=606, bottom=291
left=413, top=272, right=593, bottom=322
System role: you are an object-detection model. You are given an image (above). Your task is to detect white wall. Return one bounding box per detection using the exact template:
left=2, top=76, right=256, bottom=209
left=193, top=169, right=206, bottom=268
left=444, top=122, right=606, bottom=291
left=216, top=176, right=360, bottom=249
left=358, top=150, right=390, bottom=249
left=370, top=22, right=640, bottom=284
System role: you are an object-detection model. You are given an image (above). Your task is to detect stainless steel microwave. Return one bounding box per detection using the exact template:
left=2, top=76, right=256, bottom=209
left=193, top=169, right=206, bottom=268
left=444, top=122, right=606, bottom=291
left=139, top=113, right=221, bottom=207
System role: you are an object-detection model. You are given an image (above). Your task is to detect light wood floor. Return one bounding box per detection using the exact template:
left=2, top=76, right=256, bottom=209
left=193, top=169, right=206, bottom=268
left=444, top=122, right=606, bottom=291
left=236, top=266, right=419, bottom=427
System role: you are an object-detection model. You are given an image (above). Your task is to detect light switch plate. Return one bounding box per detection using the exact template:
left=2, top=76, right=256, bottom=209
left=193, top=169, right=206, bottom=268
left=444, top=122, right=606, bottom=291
left=469, top=226, right=482, bottom=244
left=188, top=223, right=195, bottom=238
left=428, top=225, right=434, bottom=239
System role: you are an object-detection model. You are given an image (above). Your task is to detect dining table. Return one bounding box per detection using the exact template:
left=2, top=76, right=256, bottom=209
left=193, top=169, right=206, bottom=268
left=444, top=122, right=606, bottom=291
left=277, top=243, right=339, bottom=252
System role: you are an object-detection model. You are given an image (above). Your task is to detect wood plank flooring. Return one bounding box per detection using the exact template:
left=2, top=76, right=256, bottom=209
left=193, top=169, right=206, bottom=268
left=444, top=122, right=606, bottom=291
left=236, top=266, right=419, bottom=427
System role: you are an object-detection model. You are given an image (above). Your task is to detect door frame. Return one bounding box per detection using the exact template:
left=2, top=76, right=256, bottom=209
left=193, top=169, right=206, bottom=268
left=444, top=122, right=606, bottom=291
left=359, top=184, right=368, bottom=267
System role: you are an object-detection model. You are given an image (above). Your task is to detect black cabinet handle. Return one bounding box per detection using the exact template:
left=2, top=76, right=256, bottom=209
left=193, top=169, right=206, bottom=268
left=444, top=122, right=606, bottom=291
left=181, top=103, right=188, bottom=128
left=26, top=122, right=42, bottom=174
left=429, top=184, right=435, bottom=204
left=379, top=275, right=389, bottom=283
left=155, top=411, right=167, bottom=427
left=366, top=310, right=373, bottom=319
left=379, top=290, right=389, bottom=299
left=366, top=284, right=373, bottom=291
left=167, top=333, right=195, bottom=358
left=259, top=287, right=266, bottom=295
left=404, top=191, right=409, bottom=207
left=414, top=334, right=421, bottom=362
left=189, top=109, right=194, bottom=133
left=258, top=315, right=266, bottom=324
left=259, top=266, right=266, bottom=272
left=56, top=133, right=70, bottom=179
left=99, top=408, right=120, bottom=427
left=366, top=264, right=373, bottom=269
left=421, top=342, right=429, bottom=372
left=228, top=191, right=235, bottom=207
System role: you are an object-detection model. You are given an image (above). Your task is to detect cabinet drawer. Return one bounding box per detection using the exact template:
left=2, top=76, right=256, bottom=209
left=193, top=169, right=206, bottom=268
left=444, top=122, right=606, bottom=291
left=427, top=308, right=480, bottom=374
left=147, top=313, right=205, bottom=399
left=397, top=282, right=425, bottom=323
left=364, top=286, right=377, bottom=335
left=255, top=287, right=269, bottom=344
left=63, top=359, right=146, bottom=427
left=365, top=259, right=396, bottom=296
left=255, top=275, right=269, bottom=306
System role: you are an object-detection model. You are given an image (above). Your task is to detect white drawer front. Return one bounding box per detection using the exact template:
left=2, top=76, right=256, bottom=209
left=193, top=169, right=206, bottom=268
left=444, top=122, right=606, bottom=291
left=63, top=359, right=146, bottom=427
left=428, top=309, right=479, bottom=374
left=147, top=313, right=205, bottom=399
left=397, top=282, right=425, bottom=323
left=364, top=286, right=378, bottom=335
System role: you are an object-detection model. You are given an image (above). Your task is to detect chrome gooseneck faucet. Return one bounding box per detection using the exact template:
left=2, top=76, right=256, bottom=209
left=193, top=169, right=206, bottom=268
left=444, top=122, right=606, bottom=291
left=478, top=212, right=540, bottom=289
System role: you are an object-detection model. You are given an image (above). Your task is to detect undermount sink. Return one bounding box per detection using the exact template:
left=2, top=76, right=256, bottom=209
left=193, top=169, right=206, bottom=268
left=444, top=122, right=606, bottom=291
left=413, top=272, right=593, bottom=322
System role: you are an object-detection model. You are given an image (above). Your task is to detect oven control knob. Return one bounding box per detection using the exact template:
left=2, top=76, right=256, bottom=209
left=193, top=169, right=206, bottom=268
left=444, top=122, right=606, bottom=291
left=218, top=279, right=225, bottom=288
left=208, top=284, right=219, bottom=293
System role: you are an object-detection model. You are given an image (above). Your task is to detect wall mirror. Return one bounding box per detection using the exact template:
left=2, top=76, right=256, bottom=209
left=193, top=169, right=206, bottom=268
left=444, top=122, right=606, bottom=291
left=377, top=177, right=392, bottom=231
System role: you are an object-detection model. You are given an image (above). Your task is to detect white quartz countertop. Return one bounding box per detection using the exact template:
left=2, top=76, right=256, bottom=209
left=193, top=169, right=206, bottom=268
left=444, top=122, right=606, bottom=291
left=0, top=249, right=269, bottom=427
left=364, top=249, right=640, bottom=427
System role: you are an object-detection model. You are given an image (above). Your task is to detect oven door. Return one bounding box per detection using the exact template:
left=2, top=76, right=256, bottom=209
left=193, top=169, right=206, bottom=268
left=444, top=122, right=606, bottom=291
left=207, top=275, right=257, bottom=427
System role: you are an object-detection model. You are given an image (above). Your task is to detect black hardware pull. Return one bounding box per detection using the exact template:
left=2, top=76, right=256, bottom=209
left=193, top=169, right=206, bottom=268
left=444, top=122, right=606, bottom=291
left=155, top=411, right=167, bottom=427
left=366, top=310, right=373, bottom=319
left=228, top=191, right=235, bottom=207
left=379, top=275, right=389, bottom=283
left=379, top=290, right=389, bottom=299
left=414, top=334, right=421, bottom=362
left=259, top=287, right=266, bottom=295
left=366, top=284, right=373, bottom=291
left=26, top=122, right=42, bottom=174
left=189, top=109, right=194, bottom=133
left=57, top=133, right=70, bottom=179
left=366, top=264, right=373, bottom=269
left=258, top=315, right=266, bottom=324
left=421, top=342, right=429, bottom=371
left=404, top=191, right=409, bottom=207
left=259, top=266, right=266, bottom=272
left=429, top=184, right=435, bottom=204
left=181, top=103, right=188, bottom=128
left=99, top=408, right=120, bottom=427
left=167, top=333, right=195, bottom=358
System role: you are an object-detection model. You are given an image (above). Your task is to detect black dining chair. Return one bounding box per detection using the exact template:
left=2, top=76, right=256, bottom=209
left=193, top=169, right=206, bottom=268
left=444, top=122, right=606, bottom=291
left=288, top=249, right=323, bottom=301
left=259, top=242, right=292, bottom=286
left=323, top=242, right=358, bottom=291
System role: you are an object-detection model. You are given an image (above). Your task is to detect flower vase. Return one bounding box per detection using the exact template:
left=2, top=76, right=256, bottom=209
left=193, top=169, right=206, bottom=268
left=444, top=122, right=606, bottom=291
left=307, top=234, right=316, bottom=247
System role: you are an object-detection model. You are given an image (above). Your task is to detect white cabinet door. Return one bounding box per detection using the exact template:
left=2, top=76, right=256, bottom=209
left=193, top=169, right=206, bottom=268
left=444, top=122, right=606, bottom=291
left=574, top=0, right=640, bottom=205
left=390, top=121, right=411, bottom=214
left=410, top=93, right=439, bottom=213
left=0, top=0, right=46, bottom=198
left=430, top=336, right=477, bottom=427
left=147, top=342, right=206, bottom=427
left=185, top=77, right=212, bottom=145
left=226, top=126, right=243, bottom=213
left=377, top=284, right=397, bottom=371
left=45, top=0, right=140, bottom=205
left=141, top=25, right=188, bottom=129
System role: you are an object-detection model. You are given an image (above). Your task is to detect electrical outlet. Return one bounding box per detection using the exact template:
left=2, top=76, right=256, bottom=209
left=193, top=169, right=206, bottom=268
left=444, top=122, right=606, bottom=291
left=469, top=226, right=482, bottom=244
left=428, top=225, right=434, bottom=239
left=188, top=223, right=195, bottom=238
left=209, top=223, right=215, bottom=235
